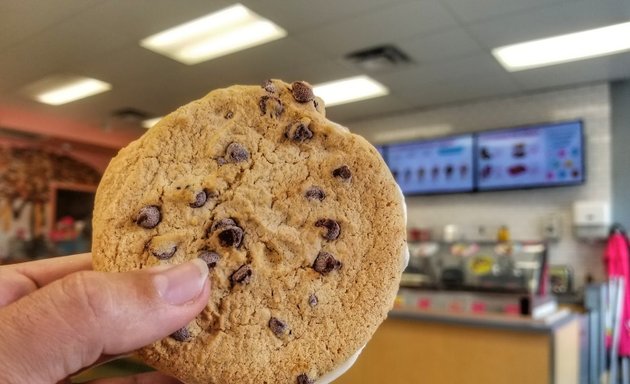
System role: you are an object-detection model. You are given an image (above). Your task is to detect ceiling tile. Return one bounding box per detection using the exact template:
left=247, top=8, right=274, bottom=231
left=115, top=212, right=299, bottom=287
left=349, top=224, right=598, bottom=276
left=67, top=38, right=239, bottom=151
left=178, top=37, right=327, bottom=88
left=0, top=0, right=106, bottom=50
left=1, top=0, right=630, bottom=132
left=240, top=0, right=409, bottom=32
left=468, top=0, right=630, bottom=48
left=397, top=28, right=485, bottom=64
left=442, top=0, right=573, bottom=24
left=325, top=94, right=414, bottom=125
left=76, top=35, right=323, bottom=93
left=510, top=52, right=630, bottom=91
left=293, top=0, right=458, bottom=58
left=0, top=17, right=131, bottom=94
left=270, top=59, right=359, bottom=87
left=76, top=0, right=233, bottom=41
left=376, top=54, right=506, bottom=91
left=394, top=71, right=521, bottom=108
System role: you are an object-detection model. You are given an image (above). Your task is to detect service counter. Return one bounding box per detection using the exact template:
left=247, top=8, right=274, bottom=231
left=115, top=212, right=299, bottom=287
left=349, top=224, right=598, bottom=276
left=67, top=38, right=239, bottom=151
left=335, top=308, right=580, bottom=384
left=75, top=295, right=581, bottom=384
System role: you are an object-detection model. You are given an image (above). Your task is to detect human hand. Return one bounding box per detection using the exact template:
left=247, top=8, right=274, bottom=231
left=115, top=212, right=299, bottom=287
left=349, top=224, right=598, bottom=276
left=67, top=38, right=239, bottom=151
left=0, top=253, right=210, bottom=384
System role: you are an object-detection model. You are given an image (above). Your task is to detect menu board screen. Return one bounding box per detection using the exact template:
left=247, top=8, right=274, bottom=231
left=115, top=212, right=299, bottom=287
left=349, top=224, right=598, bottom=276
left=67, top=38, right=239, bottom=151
left=375, top=145, right=385, bottom=159
left=476, top=121, right=584, bottom=190
left=387, top=135, right=474, bottom=195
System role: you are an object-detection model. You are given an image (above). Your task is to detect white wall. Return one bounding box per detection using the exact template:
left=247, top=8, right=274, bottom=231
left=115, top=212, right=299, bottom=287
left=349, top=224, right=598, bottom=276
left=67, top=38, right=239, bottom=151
left=348, top=83, right=612, bottom=287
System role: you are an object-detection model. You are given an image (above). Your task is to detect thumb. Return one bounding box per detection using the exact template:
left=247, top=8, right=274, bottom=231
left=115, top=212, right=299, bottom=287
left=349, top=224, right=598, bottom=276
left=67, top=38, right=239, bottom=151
left=0, top=259, right=210, bottom=384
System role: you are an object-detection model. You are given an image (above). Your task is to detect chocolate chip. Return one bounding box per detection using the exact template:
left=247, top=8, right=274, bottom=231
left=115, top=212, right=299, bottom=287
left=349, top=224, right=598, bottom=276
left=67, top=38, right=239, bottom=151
left=332, top=165, right=352, bottom=181
left=190, top=190, right=207, bottom=208
left=268, top=317, right=288, bottom=337
left=297, top=374, right=314, bottom=384
left=259, top=96, right=269, bottom=115
left=210, top=218, right=244, bottom=247
left=136, top=205, right=161, bottom=229
left=261, top=79, right=276, bottom=93
left=314, top=96, right=326, bottom=115
left=291, top=81, right=315, bottom=103
left=226, top=142, right=249, bottom=163
left=210, top=218, right=237, bottom=233
left=308, top=294, right=318, bottom=307
left=231, top=264, right=252, bottom=285
left=313, top=251, right=342, bottom=275
left=199, top=250, right=220, bottom=268
left=151, top=244, right=177, bottom=260
left=315, top=219, right=340, bottom=240
left=218, top=226, right=243, bottom=247
left=286, top=120, right=313, bottom=142
left=170, top=327, right=191, bottom=342
left=259, top=95, right=284, bottom=117
left=224, top=111, right=234, bottom=119
left=305, top=186, right=326, bottom=201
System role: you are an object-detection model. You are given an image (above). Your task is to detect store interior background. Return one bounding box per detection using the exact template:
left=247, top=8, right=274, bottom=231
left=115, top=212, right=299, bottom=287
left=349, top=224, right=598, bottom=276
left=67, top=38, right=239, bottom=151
left=1, top=0, right=630, bottom=383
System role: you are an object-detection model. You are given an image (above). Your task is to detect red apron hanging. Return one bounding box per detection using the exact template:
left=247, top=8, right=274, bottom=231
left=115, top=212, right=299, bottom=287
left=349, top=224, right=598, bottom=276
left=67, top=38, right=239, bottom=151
left=605, top=231, right=630, bottom=356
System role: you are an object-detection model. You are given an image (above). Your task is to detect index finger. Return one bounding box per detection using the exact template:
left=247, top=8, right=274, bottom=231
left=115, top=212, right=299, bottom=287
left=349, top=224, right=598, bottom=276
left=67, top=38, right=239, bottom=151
left=3, top=253, right=92, bottom=288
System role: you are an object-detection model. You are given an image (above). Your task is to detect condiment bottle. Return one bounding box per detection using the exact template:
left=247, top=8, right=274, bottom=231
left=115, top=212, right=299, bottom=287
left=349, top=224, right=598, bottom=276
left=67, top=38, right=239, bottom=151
left=497, top=225, right=510, bottom=243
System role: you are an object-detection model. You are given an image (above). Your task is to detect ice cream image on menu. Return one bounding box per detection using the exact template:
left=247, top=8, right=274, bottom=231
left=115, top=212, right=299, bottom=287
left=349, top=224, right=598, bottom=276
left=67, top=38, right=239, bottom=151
left=445, top=164, right=454, bottom=179
left=512, top=143, right=526, bottom=158
left=460, top=164, right=468, bottom=178
left=432, top=166, right=439, bottom=180
left=480, top=146, right=492, bottom=160
left=477, top=120, right=583, bottom=190
left=404, top=169, right=412, bottom=183
left=385, top=134, right=474, bottom=194
left=418, top=167, right=425, bottom=181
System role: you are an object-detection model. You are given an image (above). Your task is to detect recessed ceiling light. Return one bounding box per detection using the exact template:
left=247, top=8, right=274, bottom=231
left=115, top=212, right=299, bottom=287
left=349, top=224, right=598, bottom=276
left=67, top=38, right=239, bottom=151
left=493, top=21, right=630, bottom=71
left=29, top=76, right=111, bottom=105
left=140, top=4, right=287, bottom=65
left=142, top=117, right=162, bottom=129
left=313, top=76, right=389, bottom=107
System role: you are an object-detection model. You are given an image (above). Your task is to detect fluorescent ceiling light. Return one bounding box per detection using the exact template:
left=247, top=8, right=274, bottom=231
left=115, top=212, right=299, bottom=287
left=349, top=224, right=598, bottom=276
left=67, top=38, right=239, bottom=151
left=142, top=117, right=162, bottom=129
left=493, top=21, right=630, bottom=71
left=140, top=4, right=287, bottom=65
left=313, top=76, right=389, bottom=107
left=32, top=76, right=111, bottom=105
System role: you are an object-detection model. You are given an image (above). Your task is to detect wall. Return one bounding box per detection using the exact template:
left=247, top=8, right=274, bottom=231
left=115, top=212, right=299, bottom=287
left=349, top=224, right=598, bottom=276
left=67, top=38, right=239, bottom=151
left=0, top=144, right=101, bottom=262
left=611, top=80, right=630, bottom=228
left=349, top=83, right=612, bottom=286
left=0, top=104, right=141, bottom=150
left=0, top=135, right=115, bottom=173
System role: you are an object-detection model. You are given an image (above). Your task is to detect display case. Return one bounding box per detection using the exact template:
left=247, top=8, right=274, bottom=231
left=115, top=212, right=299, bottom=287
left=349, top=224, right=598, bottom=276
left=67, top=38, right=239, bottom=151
left=403, top=240, right=547, bottom=294
left=399, top=240, right=551, bottom=317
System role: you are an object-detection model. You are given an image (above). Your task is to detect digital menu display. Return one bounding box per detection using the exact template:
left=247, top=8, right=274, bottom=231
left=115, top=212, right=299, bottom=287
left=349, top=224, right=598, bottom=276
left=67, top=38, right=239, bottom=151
left=476, top=121, right=584, bottom=190
left=375, top=145, right=385, bottom=159
left=387, top=135, right=474, bottom=195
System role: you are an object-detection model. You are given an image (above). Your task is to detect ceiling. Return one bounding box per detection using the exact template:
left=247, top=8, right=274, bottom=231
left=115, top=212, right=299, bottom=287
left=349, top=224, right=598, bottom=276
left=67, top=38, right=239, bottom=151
left=0, top=0, right=629, bottom=145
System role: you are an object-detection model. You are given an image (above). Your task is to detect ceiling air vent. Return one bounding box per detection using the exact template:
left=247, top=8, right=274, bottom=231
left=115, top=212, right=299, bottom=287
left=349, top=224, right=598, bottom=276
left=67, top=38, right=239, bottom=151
left=104, top=108, right=150, bottom=131
left=111, top=108, right=149, bottom=122
left=345, top=45, right=412, bottom=72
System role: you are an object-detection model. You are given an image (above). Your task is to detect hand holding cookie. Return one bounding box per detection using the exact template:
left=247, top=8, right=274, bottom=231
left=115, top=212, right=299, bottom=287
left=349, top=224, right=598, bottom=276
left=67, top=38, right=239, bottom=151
left=93, top=80, right=407, bottom=383
left=0, top=253, right=210, bottom=383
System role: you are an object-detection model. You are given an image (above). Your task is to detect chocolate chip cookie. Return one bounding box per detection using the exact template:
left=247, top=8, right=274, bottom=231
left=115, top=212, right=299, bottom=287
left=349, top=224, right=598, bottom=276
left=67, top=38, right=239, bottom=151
left=92, top=79, right=407, bottom=384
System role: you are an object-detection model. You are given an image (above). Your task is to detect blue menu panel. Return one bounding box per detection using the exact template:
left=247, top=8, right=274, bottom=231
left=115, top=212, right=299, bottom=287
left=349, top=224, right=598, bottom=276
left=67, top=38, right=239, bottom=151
left=387, top=135, right=474, bottom=195
left=477, top=121, right=584, bottom=190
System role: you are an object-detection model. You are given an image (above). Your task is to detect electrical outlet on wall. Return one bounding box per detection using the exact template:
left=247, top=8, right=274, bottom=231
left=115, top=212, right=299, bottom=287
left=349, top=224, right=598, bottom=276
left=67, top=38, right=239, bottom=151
left=542, top=213, right=563, bottom=240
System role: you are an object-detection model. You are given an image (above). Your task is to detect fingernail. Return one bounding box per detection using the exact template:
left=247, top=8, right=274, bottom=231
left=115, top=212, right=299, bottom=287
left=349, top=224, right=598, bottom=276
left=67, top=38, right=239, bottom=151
left=153, top=259, right=209, bottom=305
